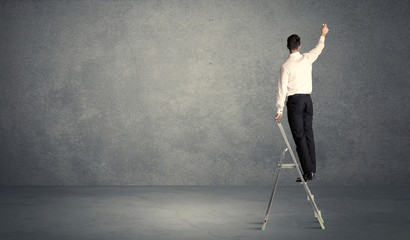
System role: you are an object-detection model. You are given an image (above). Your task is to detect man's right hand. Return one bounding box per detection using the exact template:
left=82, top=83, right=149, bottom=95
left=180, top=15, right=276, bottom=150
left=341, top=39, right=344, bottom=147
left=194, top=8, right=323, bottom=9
left=275, top=113, right=282, bottom=122
left=321, top=23, right=329, bottom=36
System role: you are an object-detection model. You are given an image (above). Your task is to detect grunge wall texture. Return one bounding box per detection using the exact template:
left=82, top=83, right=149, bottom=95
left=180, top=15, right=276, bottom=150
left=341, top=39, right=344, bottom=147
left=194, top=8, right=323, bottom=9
left=1, top=0, right=409, bottom=185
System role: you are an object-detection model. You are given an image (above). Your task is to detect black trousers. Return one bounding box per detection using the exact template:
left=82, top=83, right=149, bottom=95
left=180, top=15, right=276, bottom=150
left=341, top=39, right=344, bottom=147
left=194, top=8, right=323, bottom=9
left=286, top=94, right=316, bottom=174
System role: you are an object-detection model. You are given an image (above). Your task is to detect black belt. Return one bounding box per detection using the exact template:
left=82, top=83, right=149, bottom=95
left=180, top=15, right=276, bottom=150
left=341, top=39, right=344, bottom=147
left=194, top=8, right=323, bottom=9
left=290, top=94, right=310, bottom=97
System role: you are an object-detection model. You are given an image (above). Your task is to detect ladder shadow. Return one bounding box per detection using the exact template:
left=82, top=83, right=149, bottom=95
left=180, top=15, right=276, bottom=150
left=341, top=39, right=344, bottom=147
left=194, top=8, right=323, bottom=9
left=306, top=225, right=323, bottom=230
left=247, top=221, right=264, bottom=231
left=249, top=221, right=263, bottom=225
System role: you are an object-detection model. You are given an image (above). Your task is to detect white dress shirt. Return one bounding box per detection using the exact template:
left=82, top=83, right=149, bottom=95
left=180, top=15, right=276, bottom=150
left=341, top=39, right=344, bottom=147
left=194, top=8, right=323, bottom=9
left=276, top=36, right=325, bottom=115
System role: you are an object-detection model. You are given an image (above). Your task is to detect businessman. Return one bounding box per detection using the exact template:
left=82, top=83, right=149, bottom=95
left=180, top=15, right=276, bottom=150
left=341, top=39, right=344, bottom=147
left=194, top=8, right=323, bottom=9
left=275, top=23, right=329, bottom=182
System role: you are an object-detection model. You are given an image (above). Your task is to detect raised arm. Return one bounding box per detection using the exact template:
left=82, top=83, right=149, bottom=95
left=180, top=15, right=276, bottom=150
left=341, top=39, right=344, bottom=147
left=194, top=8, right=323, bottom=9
left=305, top=23, right=329, bottom=63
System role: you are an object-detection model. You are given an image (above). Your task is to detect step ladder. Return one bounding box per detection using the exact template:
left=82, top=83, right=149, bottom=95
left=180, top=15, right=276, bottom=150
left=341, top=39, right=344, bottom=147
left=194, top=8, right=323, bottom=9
left=261, top=120, right=325, bottom=231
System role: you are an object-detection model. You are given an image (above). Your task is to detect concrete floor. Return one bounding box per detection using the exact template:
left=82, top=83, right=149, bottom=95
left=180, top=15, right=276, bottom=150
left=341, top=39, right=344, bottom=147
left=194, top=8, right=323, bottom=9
left=0, top=185, right=409, bottom=240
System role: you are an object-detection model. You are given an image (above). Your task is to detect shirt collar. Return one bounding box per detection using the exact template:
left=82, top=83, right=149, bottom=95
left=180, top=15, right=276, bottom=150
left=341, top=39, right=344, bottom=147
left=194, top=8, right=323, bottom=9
left=289, top=52, right=301, bottom=57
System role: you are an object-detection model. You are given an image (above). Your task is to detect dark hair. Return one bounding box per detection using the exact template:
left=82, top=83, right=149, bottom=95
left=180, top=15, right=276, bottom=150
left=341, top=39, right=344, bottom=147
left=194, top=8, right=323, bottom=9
left=287, top=34, right=300, bottom=51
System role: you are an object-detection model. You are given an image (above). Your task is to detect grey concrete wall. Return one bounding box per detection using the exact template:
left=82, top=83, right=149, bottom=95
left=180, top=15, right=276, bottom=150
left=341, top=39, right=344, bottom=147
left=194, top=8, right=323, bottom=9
left=1, top=0, right=409, bottom=185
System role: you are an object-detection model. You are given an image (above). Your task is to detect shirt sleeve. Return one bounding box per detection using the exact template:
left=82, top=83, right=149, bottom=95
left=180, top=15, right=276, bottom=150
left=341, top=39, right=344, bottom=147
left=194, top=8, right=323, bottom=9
left=304, top=36, right=325, bottom=63
left=276, top=65, right=289, bottom=115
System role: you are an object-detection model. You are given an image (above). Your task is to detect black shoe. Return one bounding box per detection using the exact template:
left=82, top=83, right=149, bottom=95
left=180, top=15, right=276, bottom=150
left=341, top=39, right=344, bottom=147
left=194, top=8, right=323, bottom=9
left=296, top=172, right=315, bottom=182
left=305, top=171, right=315, bottom=181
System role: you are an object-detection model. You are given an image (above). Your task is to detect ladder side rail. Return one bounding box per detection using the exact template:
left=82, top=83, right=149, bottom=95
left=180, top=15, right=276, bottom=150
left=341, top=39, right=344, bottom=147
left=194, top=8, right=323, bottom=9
left=302, top=182, right=325, bottom=228
left=276, top=121, right=306, bottom=183
left=262, top=148, right=288, bottom=231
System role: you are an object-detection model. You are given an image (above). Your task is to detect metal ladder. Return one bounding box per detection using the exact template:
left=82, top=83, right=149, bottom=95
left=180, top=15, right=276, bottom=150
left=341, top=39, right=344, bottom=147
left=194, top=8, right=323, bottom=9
left=261, top=120, right=325, bottom=231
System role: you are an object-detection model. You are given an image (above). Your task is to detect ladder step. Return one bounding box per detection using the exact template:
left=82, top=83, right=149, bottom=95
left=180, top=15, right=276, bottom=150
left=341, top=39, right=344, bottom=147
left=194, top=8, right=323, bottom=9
left=279, top=163, right=298, bottom=168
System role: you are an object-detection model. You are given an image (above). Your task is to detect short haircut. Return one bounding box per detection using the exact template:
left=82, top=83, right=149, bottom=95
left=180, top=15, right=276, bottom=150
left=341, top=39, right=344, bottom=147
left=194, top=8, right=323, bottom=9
left=287, top=34, right=300, bottom=51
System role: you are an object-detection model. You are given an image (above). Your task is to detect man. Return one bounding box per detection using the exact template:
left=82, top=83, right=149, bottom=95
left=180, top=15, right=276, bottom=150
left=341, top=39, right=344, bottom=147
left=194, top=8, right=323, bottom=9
left=275, top=23, right=329, bottom=182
